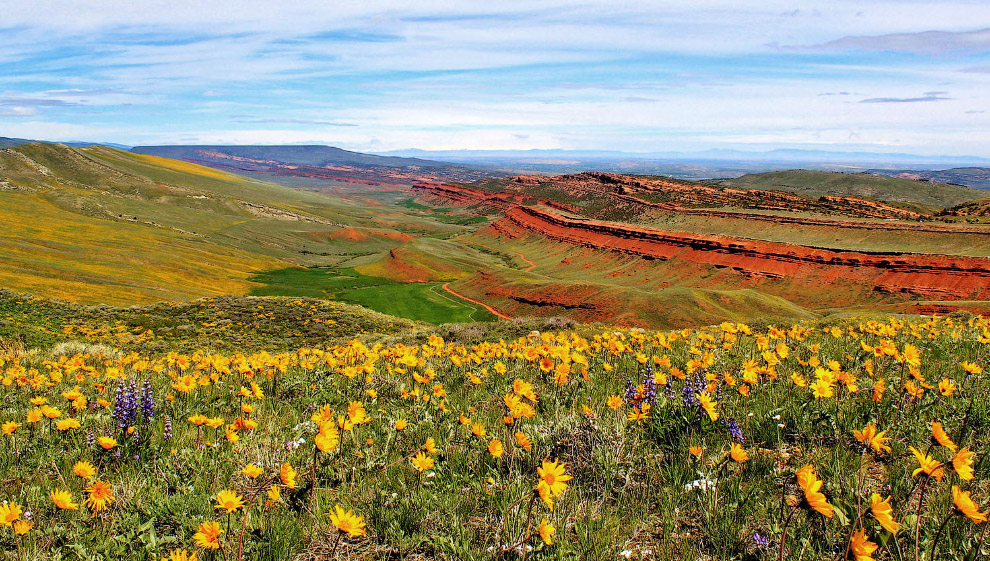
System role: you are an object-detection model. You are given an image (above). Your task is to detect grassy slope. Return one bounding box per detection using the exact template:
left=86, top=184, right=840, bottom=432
left=451, top=230, right=818, bottom=328
left=0, top=289, right=422, bottom=352
left=0, top=186, right=279, bottom=305
left=249, top=267, right=497, bottom=324
left=0, top=143, right=500, bottom=311
left=0, top=143, right=352, bottom=303
left=715, top=170, right=985, bottom=208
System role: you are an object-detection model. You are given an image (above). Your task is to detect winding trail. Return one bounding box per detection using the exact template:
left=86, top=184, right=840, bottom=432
left=468, top=241, right=536, bottom=272
left=442, top=283, right=512, bottom=320
left=428, top=284, right=479, bottom=322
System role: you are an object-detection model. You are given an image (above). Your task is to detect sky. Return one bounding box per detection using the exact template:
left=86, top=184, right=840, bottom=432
left=2, top=1, right=990, bottom=156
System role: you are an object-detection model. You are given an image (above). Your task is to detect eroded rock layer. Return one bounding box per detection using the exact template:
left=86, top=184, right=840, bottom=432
left=497, top=206, right=990, bottom=300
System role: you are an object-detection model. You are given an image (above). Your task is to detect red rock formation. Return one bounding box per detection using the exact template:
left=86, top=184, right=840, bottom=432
left=497, top=206, right=990, bottom=301
left=415, top=179, right=990, bottom=236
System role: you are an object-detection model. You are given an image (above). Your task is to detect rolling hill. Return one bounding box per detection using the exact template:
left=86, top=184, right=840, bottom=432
left=132, top=144, right=463, bottom=170
left=413, top=170, right=990, bottom=325
left=0, top=142, right=507, bottom=323
left=130, top=144, right=502, bottom=188
left=6, top=141, right=990, bottom=331
left=868, top=166, right=990, bottom=190
left=0, top=137, right=31, bottom=149
left=713, top=169, right=985, bottom=209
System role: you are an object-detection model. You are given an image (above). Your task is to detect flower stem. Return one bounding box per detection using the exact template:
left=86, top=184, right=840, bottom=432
left=928, top=511, right=952, bottom=561
left=915, top=476, right=931, bottom=561
left=778, top=507, right=797, bottom=561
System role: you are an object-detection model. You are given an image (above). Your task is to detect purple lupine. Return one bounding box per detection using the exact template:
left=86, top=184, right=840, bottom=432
left=163, top=415, right=172, bottom=441
left=724, top=417, right=744, bottom=443
left=112, top=378, right=139, bottom=430
left=623, top=378, right=636, bottom=406
left=643, top=377, right=657, bottom=405
left=140, top=379, right=154, bottom=421
left=753, top=532, right=771, bottom=551
left=681, top=382, right=699, bottom=408
left=86, top=431, right=95, bottom=448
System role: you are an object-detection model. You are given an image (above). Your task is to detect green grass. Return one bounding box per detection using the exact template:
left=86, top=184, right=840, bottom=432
left=714, top=170, right=985, bottom=208
left=398, top=197, right=489, bottom=225
left=638, top=211, right=990, bottom=256
left=249, top=267, right=497, bottom=324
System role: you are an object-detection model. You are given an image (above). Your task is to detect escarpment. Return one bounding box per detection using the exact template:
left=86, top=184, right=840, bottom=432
left=497, top=206, right=990, bottom=301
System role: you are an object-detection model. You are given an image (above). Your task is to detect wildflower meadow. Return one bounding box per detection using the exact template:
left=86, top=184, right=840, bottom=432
left=1, top=314, right=989, bottom=560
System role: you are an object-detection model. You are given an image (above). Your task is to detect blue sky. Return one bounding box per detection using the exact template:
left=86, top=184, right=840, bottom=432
left=1, top=1, right=990, bottom=156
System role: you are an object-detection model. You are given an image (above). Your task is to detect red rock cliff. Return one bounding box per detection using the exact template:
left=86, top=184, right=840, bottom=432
left=500, top=206, right=990, bottom=300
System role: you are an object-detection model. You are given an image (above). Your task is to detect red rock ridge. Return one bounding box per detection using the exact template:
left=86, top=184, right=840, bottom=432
left=499, top=206, right=990, bottom=300
left=415, top=180, right=990, bottom=236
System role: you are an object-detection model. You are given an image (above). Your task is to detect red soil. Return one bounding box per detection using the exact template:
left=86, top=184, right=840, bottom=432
left=442, top=283, right=512, bottom=320
left=325, top=227, right=413, bottom=243
left=456, top=271, right=655, bottom=326
left=495, top=206, right=990, bottom=301
left=467, top=240, right=536, bottom=272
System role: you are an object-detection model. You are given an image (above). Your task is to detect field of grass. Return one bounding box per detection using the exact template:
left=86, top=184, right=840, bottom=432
left=249, top=267, right=497, bottom=324
left=1, top=303, right=988, bottom=560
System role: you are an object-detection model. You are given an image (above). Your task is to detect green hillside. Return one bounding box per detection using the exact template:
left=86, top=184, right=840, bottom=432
left=715, top=169, right=984, bottom=208
left=0, top=143, right=503, bottom=322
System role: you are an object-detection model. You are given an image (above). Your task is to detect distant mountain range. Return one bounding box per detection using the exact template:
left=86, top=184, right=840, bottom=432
left=7, top=138, right=990, bottom=188
left=131, top=144, right=502, bottom=185
left=380, top=147, right=990, bottom=167
left=131, top=145, right=477, bottom=171
left=379, top=148, right=990, bottom=181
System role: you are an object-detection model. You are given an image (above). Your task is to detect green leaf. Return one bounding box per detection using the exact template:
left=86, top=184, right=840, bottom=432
left=832, top=504, right=850, bottom=526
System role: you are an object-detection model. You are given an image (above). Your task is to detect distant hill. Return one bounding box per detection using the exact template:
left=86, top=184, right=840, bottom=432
left=130, top=144, right=502, bottom=187
left=713, top=170, right=985, bottom=209
left=867, top=167, right=990, bottom=191
left=0, top=137, right=31, bottom=149
left=131, top=144, right=472, bottom=170
left=63, top=140, right=133, bottom=150
left=0, top=137, right=131, bottom=150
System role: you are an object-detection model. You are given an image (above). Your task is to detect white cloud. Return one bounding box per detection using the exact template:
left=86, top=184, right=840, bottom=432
left=2, top=1, right=990, bottom=155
